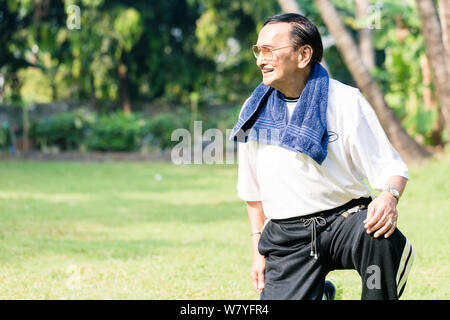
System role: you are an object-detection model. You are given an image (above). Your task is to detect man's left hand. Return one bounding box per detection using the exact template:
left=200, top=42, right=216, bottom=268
left=364, top=191, right=398, bottom=238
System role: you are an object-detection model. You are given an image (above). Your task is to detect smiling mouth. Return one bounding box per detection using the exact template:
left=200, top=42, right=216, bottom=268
left=262, top=68, right=274, bottom=74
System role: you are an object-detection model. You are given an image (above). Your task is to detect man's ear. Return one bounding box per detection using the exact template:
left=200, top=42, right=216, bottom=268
left=297, top=45, right=313, bottom=69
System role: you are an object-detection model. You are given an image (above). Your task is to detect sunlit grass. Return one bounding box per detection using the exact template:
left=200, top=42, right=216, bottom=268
left=0, top=155, right=448, bottom=299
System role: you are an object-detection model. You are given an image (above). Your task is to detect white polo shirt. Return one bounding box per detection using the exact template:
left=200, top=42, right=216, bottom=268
left=236, top=79, right=409, bottom=219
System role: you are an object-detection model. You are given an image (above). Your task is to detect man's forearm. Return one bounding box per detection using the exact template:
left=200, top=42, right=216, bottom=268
left=246, top=201, right=266, bottom=256
left=383, top=175, right=408, bottom=200
left=246, top=201, right=267, bottom=294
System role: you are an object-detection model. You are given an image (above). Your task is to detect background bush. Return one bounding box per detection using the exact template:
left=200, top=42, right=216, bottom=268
left=7, top=107, right=240, bottom=153
left=87, top=112, right=147, bottom=152
left=144, top=108, right=193, bottom=151
left=0, top=121, right=9, bottom=150
left=30, top=109, right=95, bottom=151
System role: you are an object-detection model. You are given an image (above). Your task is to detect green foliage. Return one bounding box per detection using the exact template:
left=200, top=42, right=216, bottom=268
left=0, top=0, right=445, bottom=147
left=144, top=109, right=192, bottom=150
left=113, top=8, right=143, bottom=53
left=327, top=0, right=439, bottom=144
left=203, top=104, right=241, bottom=133
left=369, top=0, right=437, bottom=143
left=18, top=67, right=53, bottom=105
left=24, top=105, right=244, bottom=153
left=30, top=109, right=95, bottom=151
left=87, top=112, right=146, bottom=151
left=192, top=0, right=279, bottom=103
left=0, top=121, right=9, bottom=149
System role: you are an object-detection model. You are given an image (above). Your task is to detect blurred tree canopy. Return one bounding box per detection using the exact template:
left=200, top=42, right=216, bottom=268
left=0, top=0, right=279, bottom=110
left=0, top=0, right=447, bottom=147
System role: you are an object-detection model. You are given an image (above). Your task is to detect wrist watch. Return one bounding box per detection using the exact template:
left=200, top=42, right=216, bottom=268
left=385, top=186, right=400, bottom=202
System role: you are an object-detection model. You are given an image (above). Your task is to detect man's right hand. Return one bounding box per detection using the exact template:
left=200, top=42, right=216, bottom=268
left=246, top=201, right=267, bottom=295
left=250, top=252, right=266, bottom=294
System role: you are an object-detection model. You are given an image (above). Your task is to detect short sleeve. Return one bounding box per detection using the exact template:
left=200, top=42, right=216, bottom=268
left=237, top=141, right=261, bottom=201
left=347, top=96, right=409, bottom=191
left=236, top=98, right=261, bottom=201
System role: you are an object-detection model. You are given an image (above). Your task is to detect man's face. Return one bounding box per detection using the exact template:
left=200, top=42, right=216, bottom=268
left=255, top=23, right=299, bottom=91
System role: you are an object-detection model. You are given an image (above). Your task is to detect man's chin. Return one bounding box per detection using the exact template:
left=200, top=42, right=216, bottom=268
left=262, top=77, right=276, bottom=87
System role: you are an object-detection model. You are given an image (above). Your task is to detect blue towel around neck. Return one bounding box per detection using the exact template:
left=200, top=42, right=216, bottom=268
left=229, top=63, right=330, bottom=165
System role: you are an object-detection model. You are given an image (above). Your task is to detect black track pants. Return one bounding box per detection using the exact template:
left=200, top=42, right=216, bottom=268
left=258, top=198, right=414, bottom=300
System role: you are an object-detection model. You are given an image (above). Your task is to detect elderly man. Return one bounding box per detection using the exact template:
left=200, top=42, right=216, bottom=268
left=229, top=13, right=414, bottom=300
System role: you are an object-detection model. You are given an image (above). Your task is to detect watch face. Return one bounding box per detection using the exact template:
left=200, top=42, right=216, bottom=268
left=389, top=187, right=400, bottom=197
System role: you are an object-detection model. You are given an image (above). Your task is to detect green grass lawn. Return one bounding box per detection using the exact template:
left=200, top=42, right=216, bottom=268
left=0, top=155, right=449, bottom=299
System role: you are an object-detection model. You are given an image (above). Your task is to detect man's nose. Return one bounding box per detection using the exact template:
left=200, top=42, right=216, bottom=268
left=256, top=54, right=267, bottom=68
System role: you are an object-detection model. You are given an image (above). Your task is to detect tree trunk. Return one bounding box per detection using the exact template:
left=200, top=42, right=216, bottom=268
left=416, top=0, right=450, bottom=141
left=420, top=54, right=437, bottom=112
left=8, top=120, right=18, bottom=155
left=50, top=69, right=58, bottom=102
left=90, top=74, right=97, bottom=110
left=277, top=0, right=331, bottom=74
left=118, top=59, right=132, bottom=114
left=438, top=0, right=450, bottom=76
left=356, top=0, right=375, bottom=70
left=315, top=0, right=430, bottom=162
left=277, top=0, right=304, bottom=13
left=420, top=54, right=444, bottom=146
left=22, top=105, right=30, bottom=153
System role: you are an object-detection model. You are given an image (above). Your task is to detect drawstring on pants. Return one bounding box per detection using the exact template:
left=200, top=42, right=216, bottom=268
left=300, top=216, right=326, bottom=260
